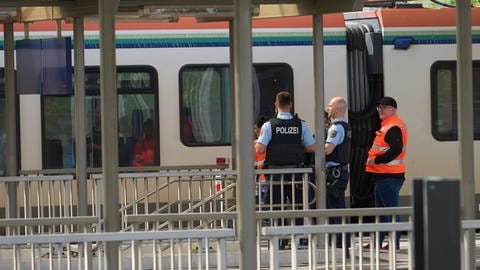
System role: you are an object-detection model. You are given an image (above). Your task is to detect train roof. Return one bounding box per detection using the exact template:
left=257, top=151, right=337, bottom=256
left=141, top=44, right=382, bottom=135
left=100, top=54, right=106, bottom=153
left=348, top=7, right=480, bottom=27
left=378, top=8, right=480, bottom=27
left=0, top=14, right=346, bottom=32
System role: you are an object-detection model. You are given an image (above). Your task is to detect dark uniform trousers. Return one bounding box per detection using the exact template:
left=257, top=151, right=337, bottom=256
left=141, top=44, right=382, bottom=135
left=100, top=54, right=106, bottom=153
left=326, top=165, right=350, bottom=248
left=264, top=165, right=306, bottom=226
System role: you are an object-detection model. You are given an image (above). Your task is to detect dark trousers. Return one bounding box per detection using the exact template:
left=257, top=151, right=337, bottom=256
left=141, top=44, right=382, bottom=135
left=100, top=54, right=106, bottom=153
left=374, top=177, right=404, bottom=247
left=265, top=172, right=305, bottom=226
left=326, top=167, right=350, bottom=248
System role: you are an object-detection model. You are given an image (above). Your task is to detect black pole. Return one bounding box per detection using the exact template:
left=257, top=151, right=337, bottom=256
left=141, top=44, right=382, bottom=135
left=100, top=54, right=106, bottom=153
left=413, top=178, right=460, bottom=270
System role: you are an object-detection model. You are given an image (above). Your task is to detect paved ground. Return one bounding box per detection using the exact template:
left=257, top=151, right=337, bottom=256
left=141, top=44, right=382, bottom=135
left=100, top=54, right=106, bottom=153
left=1, top=236, right=478, bottom=269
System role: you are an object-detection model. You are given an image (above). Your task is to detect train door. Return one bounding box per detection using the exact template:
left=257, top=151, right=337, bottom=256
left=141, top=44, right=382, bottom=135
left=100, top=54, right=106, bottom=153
left=345, top=19, right=384, bottom=209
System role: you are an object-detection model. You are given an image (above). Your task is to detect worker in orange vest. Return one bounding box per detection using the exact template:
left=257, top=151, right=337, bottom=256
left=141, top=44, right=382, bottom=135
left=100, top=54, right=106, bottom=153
left=365, top=96, right=408, bottom=251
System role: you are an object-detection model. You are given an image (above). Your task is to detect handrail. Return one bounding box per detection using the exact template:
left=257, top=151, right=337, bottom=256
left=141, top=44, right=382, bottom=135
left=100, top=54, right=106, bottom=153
left=126, top=212, right=238, bottom=224
left=0, top=229, right=235, bottom=245
left=262, top=222, right=413, bottom=235
left=19, top=164, right=229, bottom=177
left=0, top=175, right=74, bottom=182
left=125, top=207, right=411, bottom=224
left=256, top=207, right=412, bottom=219
left=0, top=216, right=98, bottom=227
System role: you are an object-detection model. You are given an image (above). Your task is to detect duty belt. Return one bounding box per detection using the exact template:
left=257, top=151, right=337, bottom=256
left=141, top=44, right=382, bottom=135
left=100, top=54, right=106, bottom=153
left=326, top=165, right=348, bottom=178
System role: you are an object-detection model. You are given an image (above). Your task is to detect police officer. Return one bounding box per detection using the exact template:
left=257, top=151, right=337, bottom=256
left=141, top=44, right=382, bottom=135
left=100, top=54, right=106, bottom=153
left=255, top=91, right=315, bottom=205
left=255, top=91, right=315, bottom=248
left=325, top=96, right=351, bottom=248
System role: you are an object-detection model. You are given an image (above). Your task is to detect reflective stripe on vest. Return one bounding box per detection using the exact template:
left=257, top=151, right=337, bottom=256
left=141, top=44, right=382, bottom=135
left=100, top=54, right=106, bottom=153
left=370, top=144, right=407, bottom=152
left=366, top=158, right=404, bottom=165
left=254, top=160, right=265, bottom=166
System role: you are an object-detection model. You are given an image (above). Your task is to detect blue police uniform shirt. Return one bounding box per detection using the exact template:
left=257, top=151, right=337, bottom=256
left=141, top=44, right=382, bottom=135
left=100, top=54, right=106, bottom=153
left=325, top=117, right=347, bottom=168
left=257, top=112, right=315, bottom=147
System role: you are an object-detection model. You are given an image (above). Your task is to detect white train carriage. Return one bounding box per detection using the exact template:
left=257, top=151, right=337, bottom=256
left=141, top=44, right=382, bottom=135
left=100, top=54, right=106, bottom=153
left=0, top=7, right=479, bottom=208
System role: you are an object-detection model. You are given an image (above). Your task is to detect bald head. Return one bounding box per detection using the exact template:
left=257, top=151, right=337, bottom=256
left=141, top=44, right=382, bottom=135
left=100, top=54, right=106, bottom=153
left=327, top=97, right=347, bottom=119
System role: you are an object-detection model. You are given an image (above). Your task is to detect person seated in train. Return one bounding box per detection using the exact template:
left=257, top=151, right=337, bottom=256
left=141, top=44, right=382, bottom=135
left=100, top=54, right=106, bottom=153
left=118, top=116, right=136, bottom=167
left=182, top=107, right=194, bottom=144
left=132, top=119, right=156, bottom=167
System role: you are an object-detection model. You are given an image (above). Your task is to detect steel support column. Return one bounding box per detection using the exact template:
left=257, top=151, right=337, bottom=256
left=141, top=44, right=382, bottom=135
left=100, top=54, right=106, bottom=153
left=456, top=1, right=475, bottom=270
left=229, top=20, right=236, bottom=170
left=99, top=0, right=120, bottom=268
left=4, top=23, right=18, bottom=221
left=233, top=0, right=256, bottom=269
left=73, top=16, right=93, bottom=270
left=73, top=17, right=88, bottom=218
left=313, top=15, right=326, bottom=210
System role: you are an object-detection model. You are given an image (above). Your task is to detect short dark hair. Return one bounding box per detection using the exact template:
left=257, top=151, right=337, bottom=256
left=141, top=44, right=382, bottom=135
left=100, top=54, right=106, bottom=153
left=276, top=91, right=292, bottom=108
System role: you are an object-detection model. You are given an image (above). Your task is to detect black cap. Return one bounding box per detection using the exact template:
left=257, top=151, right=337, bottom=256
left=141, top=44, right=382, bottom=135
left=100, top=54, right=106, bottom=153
left=378, top=96, right=397, bottom=108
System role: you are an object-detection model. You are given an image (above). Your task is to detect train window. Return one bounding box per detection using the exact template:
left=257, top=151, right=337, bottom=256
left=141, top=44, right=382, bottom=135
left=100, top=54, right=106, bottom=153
left=431, top=61, right=480, bottom=141
left=43, top=96, right=75, bottom=168
left=0, top=69, right=5, bottom=175
left=42, top=66, right=159, bottom=168
left=179, top=63, right=294, bottom=146
left=85, top=71, right=153, bottom=92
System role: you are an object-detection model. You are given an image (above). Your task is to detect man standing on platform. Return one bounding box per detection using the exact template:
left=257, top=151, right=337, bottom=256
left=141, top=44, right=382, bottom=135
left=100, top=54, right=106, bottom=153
left=325, top=97, right=351, bottom=249
left=255, top=91, right=315, bottom=248
left=255, top=91, right=315, bottom=206
left=365, top=96, right=408, bottom=251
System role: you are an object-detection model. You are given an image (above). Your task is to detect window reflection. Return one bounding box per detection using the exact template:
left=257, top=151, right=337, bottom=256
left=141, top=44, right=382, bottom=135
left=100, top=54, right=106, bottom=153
left=42, top=66, right=158, bottom=169
left=179, top=63, right=294, bottom=146
left=43, top=96, right=75, bottom=168
left=431, top=61, right=480, bottom=141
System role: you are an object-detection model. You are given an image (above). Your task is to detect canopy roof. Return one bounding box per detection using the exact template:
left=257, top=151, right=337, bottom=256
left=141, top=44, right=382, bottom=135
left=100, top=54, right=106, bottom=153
left=0, top=0, right=365, bottom=23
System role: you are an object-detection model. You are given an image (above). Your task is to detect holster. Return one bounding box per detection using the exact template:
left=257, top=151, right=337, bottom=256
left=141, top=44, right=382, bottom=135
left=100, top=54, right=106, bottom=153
left=326, top=166, right=343, bottom=199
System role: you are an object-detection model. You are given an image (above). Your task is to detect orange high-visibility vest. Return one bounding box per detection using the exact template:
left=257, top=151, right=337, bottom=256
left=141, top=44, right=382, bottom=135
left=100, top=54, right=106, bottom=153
left=366, top=115, right=407, bottom=174
left=254, top=140, right=266, bottom=181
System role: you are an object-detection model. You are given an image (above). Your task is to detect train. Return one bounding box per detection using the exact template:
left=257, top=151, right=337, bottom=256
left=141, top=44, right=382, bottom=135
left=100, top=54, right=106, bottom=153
left=0, top=6, right=479, bottom=208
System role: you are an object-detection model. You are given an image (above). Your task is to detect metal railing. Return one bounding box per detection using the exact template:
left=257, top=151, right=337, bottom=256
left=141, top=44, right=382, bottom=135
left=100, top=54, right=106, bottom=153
left=0, top=208, right=479, bottom=269
left=90, top=168, right=313, bottom=230
left=0, top=216, right=98, bottom=270
left=257, top=208, right=413, bottom=270
left=0, top=227, right=234, bottom=270
left=1, top=169, right=478, bottom=269
left=15, top=167, right=312, bottom=218
left=0, top=175, right=77, bottom=220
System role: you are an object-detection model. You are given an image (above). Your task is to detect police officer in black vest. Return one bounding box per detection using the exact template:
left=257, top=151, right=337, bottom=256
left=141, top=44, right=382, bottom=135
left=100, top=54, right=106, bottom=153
left=256, top=91, right=315, bottom=205
left=255, top=91, right=315, bottom=235
left=325, top=97, right=352, bottom=249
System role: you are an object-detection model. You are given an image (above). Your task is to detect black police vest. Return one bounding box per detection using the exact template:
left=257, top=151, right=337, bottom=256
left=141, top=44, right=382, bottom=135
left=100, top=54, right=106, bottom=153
left=326, top=121, right=351, bottom=165
left=266, top=117, right=304, bottom=167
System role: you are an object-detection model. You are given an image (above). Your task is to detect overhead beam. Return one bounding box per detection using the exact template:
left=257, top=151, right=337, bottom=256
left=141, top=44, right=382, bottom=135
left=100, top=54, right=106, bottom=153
left=13, top=0, right=365, bottom=26
left=258, top=0, right=363, bottom=17
left=17, top=0, right=101, bottom=22
left=120, top=0, right=299, bottom=5
left=0, top=0, right=74, bottom=7
left=3, top=0, right=364, bottom=9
